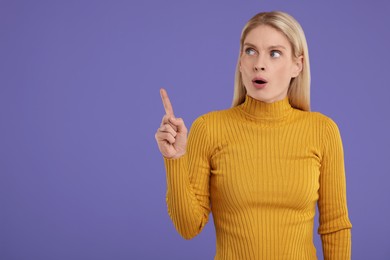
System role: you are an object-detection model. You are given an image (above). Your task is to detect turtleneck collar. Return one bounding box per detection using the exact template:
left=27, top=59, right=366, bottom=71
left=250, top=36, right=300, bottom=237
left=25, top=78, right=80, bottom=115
left=238, top=94, right=293, bottom=121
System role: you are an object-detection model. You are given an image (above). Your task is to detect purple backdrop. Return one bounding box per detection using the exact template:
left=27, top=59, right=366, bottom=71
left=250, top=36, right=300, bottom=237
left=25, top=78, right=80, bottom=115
left=1, top=0, right=389, bottom=259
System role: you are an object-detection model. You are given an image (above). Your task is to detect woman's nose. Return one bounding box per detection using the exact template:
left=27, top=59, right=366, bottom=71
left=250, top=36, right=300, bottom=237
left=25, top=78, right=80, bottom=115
left=254, top=65, right=265, bottom=72
left=253, top=56, right=266, bottom=72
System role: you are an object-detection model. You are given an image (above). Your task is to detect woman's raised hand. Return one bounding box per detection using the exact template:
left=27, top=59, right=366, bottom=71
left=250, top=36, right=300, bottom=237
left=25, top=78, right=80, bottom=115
left=155, top=88, right=188, bottom=159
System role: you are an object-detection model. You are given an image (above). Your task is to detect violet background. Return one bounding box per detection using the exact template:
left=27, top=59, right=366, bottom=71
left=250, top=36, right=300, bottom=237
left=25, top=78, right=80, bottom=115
left=1, top=0, right=389, bottom=259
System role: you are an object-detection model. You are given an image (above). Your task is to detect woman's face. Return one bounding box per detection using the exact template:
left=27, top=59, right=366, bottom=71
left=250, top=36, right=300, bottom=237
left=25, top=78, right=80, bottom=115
left=239, top=25, right=302, bottom=103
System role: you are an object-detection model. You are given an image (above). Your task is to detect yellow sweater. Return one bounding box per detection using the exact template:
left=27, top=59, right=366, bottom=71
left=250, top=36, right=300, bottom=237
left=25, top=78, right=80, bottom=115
left=163, top=94, right=352, bottom=260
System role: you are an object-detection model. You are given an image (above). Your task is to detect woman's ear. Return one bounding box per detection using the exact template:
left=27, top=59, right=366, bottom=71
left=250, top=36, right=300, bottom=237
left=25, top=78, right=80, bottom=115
left=292, top=55, right=303, bottom=78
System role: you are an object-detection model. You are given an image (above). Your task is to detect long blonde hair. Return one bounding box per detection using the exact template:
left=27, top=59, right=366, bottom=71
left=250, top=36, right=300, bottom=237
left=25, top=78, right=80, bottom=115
left=232, top=11, right=311, bottom=111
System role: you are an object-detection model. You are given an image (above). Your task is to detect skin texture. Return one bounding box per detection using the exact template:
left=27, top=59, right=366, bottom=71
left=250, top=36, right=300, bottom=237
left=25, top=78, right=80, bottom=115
left=239, top=25, right=303, bottom=103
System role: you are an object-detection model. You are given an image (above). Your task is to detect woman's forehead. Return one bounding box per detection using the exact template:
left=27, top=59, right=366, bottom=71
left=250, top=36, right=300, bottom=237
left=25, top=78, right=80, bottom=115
left=244, top=25, right=291, bottom=49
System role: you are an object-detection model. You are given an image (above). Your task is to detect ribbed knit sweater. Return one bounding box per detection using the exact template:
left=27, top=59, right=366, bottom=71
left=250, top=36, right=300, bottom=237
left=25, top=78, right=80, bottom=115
left=163, top=94, right=352, bottom=260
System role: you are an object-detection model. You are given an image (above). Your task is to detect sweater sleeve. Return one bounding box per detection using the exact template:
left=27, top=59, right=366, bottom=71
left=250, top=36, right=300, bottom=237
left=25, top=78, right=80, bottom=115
left=163, top=116, right=212, bottom=240
left=318, top=118, right=353, bottom=259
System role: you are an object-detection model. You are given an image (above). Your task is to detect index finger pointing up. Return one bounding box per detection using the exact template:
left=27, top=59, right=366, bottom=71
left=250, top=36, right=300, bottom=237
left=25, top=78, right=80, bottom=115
left=160, top=88, right=175, bottom=116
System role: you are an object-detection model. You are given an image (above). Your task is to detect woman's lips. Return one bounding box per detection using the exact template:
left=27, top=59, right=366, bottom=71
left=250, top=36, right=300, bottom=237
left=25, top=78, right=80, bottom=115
left=252, top=81, right=267, bottom=89
left=252, top=77, right=268, bottom=89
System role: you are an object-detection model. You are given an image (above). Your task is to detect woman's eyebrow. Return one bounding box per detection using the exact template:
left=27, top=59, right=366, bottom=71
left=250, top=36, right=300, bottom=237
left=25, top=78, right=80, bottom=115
left=268, top=45, right=287, bottom=50
left=243, top=42, right=257, bottom=48
left=243, top=42, right=287, bottom=50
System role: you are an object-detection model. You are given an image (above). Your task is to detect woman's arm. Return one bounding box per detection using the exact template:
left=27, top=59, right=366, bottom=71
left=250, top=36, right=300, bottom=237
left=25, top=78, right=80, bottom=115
left=164, top=116, right=212, bottom=239
left=318, top=117, right=353, bottom=259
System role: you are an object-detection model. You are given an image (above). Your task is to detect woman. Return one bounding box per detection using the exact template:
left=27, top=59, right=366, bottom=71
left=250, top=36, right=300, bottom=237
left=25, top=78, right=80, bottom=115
left=155, top=11, right=352, bottom=260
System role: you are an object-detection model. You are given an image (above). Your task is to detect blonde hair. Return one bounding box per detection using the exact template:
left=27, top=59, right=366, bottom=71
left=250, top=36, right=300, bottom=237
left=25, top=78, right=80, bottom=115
left=232, top=11, right=311, bottom=111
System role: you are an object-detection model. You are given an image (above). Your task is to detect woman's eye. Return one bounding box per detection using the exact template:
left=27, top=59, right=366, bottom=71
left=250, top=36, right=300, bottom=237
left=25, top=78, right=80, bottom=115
left=270, top=50, right=281, bottom=58
left=245, top=48, right=256, bottom=56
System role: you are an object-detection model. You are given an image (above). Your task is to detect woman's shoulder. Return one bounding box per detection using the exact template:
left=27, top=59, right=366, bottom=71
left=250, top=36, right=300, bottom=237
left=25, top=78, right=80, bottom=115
left=309, top=110, right=339, bottom=125
left=193, top=106, right=238, bottom=123
left=301, top=110, right=342, bottom=136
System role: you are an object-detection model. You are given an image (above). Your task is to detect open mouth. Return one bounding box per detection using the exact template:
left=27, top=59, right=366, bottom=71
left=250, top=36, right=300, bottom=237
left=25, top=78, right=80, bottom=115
left=252, top=77, right=268, bottom=89
left=253, top=79, right=267, bottom=84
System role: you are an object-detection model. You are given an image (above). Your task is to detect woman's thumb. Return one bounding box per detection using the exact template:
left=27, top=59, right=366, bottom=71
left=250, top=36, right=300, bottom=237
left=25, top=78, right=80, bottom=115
left=168, top=116, right=178, bottom=125
left=169, top=117, right=187, bottom=132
